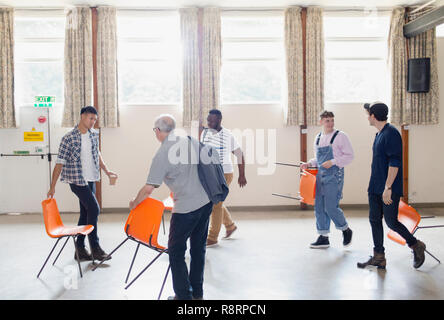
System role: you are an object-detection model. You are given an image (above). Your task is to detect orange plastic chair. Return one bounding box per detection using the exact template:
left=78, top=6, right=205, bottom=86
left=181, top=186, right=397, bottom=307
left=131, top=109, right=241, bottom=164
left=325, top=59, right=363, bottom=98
left=37, top=198, right=94, bottom=278
left=92, top=197, right=170, bottom=299
left=388, top=200, right=443, bottom=263
left=298, top=169, right=318, bottom=206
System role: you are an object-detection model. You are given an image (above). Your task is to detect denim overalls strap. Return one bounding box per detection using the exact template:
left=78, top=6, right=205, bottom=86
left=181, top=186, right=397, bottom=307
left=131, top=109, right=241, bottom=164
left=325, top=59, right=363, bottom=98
left=316, top=130, right=341, bottom=175
left=314, top=130, right=348, bottom=234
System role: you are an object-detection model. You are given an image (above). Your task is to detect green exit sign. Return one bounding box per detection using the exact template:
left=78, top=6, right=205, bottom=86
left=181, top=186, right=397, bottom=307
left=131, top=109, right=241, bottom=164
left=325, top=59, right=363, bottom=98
left=34, top=96, right=55, bottom=107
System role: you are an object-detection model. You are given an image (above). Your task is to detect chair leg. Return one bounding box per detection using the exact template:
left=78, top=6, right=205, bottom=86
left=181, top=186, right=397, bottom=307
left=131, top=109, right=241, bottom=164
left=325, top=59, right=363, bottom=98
left=162, top=214, right=166, bottom=235
left=37, top=237, right=61, bottom=278
left=158, top=264, right=171, bottom=300
left=125, top=243, right=140, bottom=284
left=92, top=237, right=130, bottom=271
left=52, top=237, right=70, bottom=266
left=72, top=236, right=83, bottom=278
left=124, top=250, right=165, bottom=290
left=425, top=249, right=441, bottom=264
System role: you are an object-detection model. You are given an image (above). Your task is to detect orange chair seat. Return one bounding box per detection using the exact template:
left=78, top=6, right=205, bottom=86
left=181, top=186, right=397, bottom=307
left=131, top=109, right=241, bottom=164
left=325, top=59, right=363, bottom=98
left=299, top=169, right=317, bottom=206
left=387, top=200, right=421, bottom=246
left=47, top=225, right=94, bottom=238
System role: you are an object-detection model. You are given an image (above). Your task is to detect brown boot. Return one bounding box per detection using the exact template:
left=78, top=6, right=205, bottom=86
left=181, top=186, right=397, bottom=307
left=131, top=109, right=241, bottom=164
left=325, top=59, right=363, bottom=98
left=410, top=240, right=426, bottom=269
left=357, top=250, right=386, bottom=269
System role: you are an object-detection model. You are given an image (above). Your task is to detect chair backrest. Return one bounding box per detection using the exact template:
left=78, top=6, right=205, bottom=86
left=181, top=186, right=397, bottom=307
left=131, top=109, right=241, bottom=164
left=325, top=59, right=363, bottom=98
left=387, top=200, right=421, bottom=245
left=41, top=199, right=64, bottom=238
left=124, top=198, right=166, bottom=249
left=299, top=169, right=317, bottom=206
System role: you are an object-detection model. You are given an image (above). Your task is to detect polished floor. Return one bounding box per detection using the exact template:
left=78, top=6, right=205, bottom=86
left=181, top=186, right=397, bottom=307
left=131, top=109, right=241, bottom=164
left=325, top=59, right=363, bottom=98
left=1, top=207, right=444, bottom=300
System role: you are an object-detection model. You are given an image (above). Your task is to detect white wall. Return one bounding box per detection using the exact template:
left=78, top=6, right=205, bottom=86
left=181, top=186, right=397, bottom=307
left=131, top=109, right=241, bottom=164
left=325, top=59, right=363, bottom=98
left=1, top=39, right=444, bottom=213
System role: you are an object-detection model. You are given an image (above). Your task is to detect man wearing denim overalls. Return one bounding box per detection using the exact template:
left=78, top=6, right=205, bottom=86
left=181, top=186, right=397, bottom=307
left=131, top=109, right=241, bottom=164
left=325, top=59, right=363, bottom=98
left=301, top=111, right=354, bottom=249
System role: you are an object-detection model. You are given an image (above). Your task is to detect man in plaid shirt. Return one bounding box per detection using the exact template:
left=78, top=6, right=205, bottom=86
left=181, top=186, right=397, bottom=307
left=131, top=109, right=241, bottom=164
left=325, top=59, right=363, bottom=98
left=47, top=106, right=117, bottom=262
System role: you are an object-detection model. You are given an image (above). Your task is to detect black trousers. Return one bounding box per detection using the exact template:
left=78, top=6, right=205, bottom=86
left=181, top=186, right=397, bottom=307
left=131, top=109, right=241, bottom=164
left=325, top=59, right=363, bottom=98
left=168, top=201, right=213, bottom=300
left=69, top=182, right=100, bottom=248
left=368, top=193, right=417, bottom=254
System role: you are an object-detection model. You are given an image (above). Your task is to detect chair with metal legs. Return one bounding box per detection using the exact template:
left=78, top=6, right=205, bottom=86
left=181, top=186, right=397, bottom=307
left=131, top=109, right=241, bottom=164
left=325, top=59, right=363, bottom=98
left=272, top=168, right=318, bottom=206
left=37, top=198, right=94, bottom=278
left=92, top=197, right=170, bottom=300
left=388, top=200, right=444, bottom=263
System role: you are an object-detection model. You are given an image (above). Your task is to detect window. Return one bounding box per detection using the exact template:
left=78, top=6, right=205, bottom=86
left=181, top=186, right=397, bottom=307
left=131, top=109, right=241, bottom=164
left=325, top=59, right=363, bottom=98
left=14, top=13, right=65, bottom=108
left=117, top=12, right=181, bottom=105
left=221, top=13, right=284, bottom=104
left=324, top=13, right=391, bottom=103
left=437, top=23, right=444, bottom=37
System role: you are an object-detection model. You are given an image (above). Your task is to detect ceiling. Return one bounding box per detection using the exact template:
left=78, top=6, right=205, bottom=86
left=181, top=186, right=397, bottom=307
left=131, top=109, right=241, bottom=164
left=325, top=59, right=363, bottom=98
left=0, top=0, right=432, bottom=9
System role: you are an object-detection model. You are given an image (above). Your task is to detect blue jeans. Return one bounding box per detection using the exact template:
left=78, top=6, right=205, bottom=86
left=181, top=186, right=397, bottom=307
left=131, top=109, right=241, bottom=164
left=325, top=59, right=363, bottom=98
left=69, top=182, right=100, bottom=248
left=368, top=193, right=417, bottom=253
left=168, top=201, right=212, bottom=300
left=314, top=169, right=348, bottom=235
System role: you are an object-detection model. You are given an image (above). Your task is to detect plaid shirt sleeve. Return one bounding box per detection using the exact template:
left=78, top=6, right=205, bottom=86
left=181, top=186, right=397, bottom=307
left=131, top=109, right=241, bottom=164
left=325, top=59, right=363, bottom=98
left=56, top=135, right=71, bottom=165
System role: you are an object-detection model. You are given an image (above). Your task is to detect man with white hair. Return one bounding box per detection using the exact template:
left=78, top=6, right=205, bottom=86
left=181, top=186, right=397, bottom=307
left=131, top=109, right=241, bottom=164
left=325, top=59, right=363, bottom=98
left=129, top=114, right=212, bottom=300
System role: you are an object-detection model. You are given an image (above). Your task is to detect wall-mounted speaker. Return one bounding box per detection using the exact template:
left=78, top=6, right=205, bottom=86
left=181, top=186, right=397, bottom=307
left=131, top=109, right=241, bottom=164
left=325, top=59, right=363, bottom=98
left=407, top=58, right=430, bottom=93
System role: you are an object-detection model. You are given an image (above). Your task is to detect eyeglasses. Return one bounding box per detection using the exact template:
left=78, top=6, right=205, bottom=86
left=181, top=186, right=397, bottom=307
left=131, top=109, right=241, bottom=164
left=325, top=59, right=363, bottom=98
left=152, top=127, right=159, bottom=132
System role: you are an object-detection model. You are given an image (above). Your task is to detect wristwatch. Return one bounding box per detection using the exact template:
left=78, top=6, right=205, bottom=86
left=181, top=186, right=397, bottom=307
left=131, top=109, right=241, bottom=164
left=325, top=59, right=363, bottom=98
left=385, top=186, right=392, bottom=190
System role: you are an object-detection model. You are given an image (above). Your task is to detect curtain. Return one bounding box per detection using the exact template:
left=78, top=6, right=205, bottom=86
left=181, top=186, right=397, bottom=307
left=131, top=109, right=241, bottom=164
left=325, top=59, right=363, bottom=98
left=406, top=8, right=439, bottom=125
left=305, top=7, right=324, bottom=126
left=389, top=7, right=439, bottom=125
left=389, top=7, right=410, bottom=124
left=180, top=8, right=200, bottom=127
left=284, top=7, right=304, bottom=126
left=0, top=8, right=15, bottom=128
left=97, top=6, right=119, bottom=128
left=63, top=6, right=93, bottom=127
left=180, top=7, right=221, bottom=127
left=201, top=7, right=221, bottom=120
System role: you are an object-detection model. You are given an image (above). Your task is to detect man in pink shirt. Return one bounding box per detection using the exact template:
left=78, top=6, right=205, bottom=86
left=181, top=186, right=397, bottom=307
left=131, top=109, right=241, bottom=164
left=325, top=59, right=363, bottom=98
left=301, top=111, right=354, bottom=249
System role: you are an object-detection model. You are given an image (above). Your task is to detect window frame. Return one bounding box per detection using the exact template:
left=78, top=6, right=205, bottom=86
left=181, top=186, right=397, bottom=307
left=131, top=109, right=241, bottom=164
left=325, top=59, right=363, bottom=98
left=14, top=11, right=65, bottom=108
left=116, top=10, right=182, bottom=106
left=220, top=12, right=285, bottom=106
left=323, top=11, right=391, bottom=104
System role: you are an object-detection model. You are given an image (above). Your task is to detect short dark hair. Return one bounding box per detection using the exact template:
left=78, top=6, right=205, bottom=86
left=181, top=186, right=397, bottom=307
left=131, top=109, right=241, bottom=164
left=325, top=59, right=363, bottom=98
left=80, top=106, right=98, bottom=115
left=364, top=102, right=388, bottom=121
left=319, top=110, right=334, bottom=119
left=209, top=109, right=222, bottom=119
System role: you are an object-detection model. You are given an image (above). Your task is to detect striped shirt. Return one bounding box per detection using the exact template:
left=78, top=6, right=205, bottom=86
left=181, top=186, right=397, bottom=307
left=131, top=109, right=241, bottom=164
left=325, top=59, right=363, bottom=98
left=56, top=126, right=100, bottom=186
left=200, top=127, right=240, bottom=174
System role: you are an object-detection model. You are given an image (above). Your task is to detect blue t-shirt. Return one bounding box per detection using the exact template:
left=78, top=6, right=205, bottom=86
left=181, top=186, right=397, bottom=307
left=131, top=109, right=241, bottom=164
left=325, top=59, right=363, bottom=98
left=368, top=123, right=403, bottom=196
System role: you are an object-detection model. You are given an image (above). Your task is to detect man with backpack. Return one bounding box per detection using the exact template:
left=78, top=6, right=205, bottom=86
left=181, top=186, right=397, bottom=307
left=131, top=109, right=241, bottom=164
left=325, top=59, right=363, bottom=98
left=129, top=114, right=224, bottom=300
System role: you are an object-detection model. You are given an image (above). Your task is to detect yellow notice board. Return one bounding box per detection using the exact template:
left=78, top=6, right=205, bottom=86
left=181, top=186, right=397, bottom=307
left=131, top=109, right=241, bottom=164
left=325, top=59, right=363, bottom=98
left=24, top=132, right=44, bottom=141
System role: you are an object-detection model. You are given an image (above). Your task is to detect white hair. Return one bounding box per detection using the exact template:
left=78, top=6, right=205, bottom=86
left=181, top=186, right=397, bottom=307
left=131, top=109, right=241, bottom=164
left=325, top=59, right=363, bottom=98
left=154, top=114, right=176, bottom=133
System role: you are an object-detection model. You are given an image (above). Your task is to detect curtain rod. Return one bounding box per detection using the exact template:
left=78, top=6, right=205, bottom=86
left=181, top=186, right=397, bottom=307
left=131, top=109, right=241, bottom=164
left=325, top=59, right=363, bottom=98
left=11, top=6, right=397, bottom=12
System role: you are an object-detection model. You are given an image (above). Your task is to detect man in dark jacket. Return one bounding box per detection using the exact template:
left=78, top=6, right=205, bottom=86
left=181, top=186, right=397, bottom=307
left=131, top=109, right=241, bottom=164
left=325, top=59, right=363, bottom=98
left=357, top=102, right=426, bottom=270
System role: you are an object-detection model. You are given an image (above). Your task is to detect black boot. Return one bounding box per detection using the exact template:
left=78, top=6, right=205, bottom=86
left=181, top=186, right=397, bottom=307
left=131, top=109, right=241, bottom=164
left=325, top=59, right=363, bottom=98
left=91, top=246, right=112, bottom=262
left=357, top=250, right=386, bottom=269
left=74, top=246, right=93, bottom=261
left=410, top=240, right=426, bottom=269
